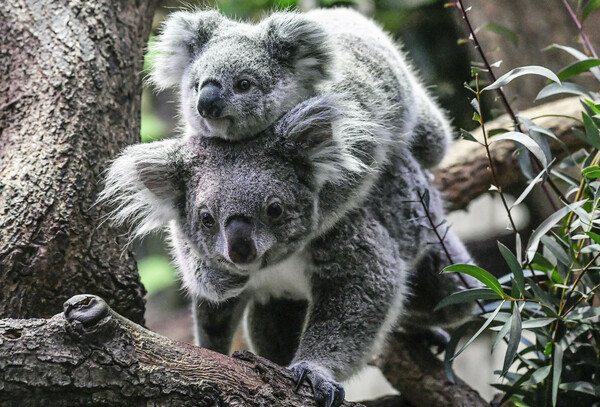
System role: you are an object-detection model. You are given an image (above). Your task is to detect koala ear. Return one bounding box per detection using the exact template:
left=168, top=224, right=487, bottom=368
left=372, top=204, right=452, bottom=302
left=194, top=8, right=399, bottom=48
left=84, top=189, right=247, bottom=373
left=149, top=10, right=224, bottom=90
left=277, top=95, right=371, bottom=187
left=263, top=13, right=332, bottom=84
left=98, top=139, right=186, bottom=240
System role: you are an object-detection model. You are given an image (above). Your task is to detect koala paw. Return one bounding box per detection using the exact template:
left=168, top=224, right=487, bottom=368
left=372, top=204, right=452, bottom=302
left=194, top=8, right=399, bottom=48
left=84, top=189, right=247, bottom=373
left=290, top=362, right=345, bottom=407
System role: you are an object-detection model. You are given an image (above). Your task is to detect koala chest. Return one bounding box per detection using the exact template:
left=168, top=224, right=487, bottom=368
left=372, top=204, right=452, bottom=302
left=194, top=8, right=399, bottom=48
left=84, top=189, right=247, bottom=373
left=246, top=252, right=312, bottom=303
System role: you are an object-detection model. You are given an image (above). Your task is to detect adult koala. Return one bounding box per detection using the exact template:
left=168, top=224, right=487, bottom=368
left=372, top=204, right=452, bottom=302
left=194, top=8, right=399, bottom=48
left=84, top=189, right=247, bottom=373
left=150, top=7, right=451, bottom=169
left=100, top=95, right=474, bottom=407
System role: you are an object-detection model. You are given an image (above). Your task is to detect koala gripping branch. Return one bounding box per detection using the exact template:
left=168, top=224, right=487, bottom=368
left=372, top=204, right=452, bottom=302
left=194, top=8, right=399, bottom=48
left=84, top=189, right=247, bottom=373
left=0, top=294, right=362, bottom=407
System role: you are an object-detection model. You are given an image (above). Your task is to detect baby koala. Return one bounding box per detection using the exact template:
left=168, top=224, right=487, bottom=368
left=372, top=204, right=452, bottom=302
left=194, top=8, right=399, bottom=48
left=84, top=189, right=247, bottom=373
left=101, top=95, right=474, bottom=407
left=150, top=7, right=452, bottom=169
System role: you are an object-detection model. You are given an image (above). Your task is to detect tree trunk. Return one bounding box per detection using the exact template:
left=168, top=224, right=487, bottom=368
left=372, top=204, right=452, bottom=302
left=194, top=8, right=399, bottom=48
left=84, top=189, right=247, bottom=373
left=0, top=0, right=156, bottom=323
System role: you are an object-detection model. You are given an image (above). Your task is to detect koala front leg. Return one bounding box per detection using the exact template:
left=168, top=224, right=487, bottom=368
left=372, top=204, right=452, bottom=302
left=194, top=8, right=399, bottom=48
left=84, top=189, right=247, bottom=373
left=290, top=214, right=405, bottom=407
left=192, top=295, right=248, bottom=354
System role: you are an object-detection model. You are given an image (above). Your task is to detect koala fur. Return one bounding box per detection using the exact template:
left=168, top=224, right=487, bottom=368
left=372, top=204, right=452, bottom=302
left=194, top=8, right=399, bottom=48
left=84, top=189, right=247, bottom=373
left=150, top=7, right=452, bottom=169
left=100, top=94, right=474, bottom=407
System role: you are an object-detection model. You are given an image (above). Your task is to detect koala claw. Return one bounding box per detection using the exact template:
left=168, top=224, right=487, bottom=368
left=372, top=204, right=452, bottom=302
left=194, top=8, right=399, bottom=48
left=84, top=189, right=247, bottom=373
left=291, top=362, right=345, bottom=407
left=424, top=327, right=451, bottom=354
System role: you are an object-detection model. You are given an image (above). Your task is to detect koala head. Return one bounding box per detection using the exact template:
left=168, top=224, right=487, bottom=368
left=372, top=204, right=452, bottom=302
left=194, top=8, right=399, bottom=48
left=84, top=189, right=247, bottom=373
left=149, top=10, right=333, bottom=141
left=100, top=95, right=369, bottom=272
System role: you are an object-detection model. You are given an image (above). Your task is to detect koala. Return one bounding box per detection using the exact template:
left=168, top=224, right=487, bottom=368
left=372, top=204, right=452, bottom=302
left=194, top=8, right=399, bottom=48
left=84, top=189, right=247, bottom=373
left=100, top=95, right=475, bottom=407
left=150, top=7, right=452, bottom=169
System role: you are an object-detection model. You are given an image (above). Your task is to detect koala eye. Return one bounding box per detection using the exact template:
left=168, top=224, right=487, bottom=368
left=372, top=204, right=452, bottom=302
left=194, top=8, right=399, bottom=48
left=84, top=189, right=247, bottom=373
left=193, top=80, right=200, bottom=91
left=234, top=79, right=252, bottom=93
left=266, top=199, right=284, bottom=221
left=200, top=211, right=215, bottom=229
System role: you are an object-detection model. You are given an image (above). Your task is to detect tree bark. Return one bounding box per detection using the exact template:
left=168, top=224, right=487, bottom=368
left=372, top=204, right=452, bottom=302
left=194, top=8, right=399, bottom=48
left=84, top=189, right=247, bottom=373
left=0, top=0, right=156, bottom=323
left=435, top=97, right=585, bottom=211
left=0, top=294, right=364, bottom=407
left=377, top=333, right=488, bottom=407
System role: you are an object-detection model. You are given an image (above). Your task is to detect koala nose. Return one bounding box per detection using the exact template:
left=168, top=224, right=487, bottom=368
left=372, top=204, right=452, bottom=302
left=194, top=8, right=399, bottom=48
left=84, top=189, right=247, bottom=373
left=197, top=83, right=224, bottom=119
left=225, top=217, right=257, bottom=265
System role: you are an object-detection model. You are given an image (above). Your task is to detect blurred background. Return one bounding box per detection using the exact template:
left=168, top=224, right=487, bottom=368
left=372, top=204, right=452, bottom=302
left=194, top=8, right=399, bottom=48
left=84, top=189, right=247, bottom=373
left=135, top=0, right=599, bottom=402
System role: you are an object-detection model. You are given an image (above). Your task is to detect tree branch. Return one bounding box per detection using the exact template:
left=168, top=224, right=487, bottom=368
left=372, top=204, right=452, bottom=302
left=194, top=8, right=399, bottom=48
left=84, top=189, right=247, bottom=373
left=0, top=295, right=363, bottom=407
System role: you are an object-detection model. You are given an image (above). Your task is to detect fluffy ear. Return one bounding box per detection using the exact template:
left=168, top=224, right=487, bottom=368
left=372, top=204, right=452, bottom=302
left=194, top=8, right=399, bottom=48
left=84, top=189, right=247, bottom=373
left=98, top=139, right=186, bottom=241
left=277, top=94, right=372, bottom=187
left=262, top=13, right=332, bottom=84
left=149, top=10, right=223, bottom=90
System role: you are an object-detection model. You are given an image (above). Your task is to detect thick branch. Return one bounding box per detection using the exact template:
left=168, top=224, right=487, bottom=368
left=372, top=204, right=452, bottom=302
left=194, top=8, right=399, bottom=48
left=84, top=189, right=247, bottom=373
left=377, top=333, right=488, bottom=407
left=0, top=295, right=363, bottom=407
left=435, top=97, right=586, bottom=210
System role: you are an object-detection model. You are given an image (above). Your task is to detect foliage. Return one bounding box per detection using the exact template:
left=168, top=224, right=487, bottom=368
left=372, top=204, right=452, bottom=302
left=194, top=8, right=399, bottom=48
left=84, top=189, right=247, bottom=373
left=442, top=1, right=600, bottom=406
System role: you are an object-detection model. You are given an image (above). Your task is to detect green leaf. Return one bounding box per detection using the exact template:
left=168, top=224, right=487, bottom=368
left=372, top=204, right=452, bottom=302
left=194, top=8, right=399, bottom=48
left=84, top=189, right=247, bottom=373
left=521, top=365, right=552, bottom=386
left=491, top=131, right=548, bottom=167
left=545, top=44, right=600, bottom=81
left=498, top=242, right=525, bottom=296
left=557, top=59, right=600, bottom=80
left=481, top=22, right=518, bottom=46
left=582, top=165, right=600, bottom=179
left=444, top=264, right=507, bottom=299
left=552, top=343, right=564, bottom=406
left=526, top=201, right=587, bottom=262
left=559, top=381, right=597, bottom=396
left=535, top=82, right=594, bottom=101
left=511, top=167, right=546, bottom=209
left=503, top=303, right=522, bottom=375
left=492, top=317, right=512, bottom=352
left=444, top=322, right=472, bottom=384
left=540, top=236, right=571, bottom=266
left=582, top=113, right=600, bottom=147
left=586, top=231, right=600, bottom=244
left=483, top=66, right=560, bottom=91
left=460, top=128, right=478, bottom=142
left=583, top=0, right=600, bottom=21
left=451, top=300, right=506, bottom=360
left=435, top=287, right=501, bottom=311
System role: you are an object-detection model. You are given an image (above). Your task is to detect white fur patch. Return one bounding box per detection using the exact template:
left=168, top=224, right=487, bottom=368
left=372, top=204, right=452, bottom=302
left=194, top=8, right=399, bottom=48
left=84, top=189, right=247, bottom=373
left=246, top=251, right=312, bottom=303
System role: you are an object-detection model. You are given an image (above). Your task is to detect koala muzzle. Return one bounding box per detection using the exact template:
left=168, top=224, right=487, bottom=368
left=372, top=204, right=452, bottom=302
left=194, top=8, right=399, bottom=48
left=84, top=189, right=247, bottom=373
left=198, top=83, right=224, bottom=119
left=226, top=218, right=257, bottom=265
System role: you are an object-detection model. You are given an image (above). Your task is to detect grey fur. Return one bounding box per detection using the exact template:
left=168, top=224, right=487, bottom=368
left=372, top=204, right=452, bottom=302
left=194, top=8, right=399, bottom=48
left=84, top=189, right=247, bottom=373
left=150, top=7, right=452, bottom=170
left=101, top=94, right=474, bottom=407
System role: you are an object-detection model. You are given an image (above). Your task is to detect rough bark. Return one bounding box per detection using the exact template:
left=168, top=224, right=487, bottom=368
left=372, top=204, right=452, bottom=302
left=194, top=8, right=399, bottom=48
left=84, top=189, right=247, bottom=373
left=377, top=332, right=488, bottom=407
left=435, top=97, right=586, bottom=211
left=0, top=294, right=364, bottom=407
left=0, top=0, right=156, bottom=322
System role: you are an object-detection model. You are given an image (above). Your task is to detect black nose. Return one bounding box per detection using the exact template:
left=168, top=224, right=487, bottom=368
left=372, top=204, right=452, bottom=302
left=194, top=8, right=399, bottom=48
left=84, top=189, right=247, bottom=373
left=197, top=83, right=224, bottom=119
left=226, top=218, right=257, bottom=265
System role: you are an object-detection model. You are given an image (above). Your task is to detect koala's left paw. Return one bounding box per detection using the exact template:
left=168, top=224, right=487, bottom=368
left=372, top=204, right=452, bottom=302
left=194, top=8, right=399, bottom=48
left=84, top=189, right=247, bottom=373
left=290, top=362, right=345, bottom=407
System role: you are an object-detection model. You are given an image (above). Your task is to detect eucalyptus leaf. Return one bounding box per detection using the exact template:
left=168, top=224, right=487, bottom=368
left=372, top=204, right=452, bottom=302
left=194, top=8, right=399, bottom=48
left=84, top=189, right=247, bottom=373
left=557, top=59, right=600, bottom=81
left=444, top=264, right=507, bottom=299
left=503, top=304, right=522, bottom=375
left=484, top=66, right=560, bottom=91
left=552, top=343, right=563, bottom=406
left=451, top=300, right=506, bottom=360
left=545, top=44, right=600, bottom=81
left=435, top=287, right=501, bottom=311
left=526, top=200, right=587, bottom=262
left=498, top=242, right=525, bottom=296
left=535, top=82, right=594, bottom=101
left=491, top=131, right=548, bottom=167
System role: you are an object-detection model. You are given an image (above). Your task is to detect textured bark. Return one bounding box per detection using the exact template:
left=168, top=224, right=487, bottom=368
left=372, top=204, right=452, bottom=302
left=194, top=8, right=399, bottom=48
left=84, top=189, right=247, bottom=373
left=435, top=97, right=586, bottom=211
left=0, top=0, right=156, bottom=322
left=0, top=294, right=364, bottom=407
left=377, top=332, right=488, bottom=407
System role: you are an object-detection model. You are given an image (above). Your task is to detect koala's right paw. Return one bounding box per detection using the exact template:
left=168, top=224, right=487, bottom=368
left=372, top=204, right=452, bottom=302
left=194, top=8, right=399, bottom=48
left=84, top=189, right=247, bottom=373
left=291, top=361, right=345, bottom=407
